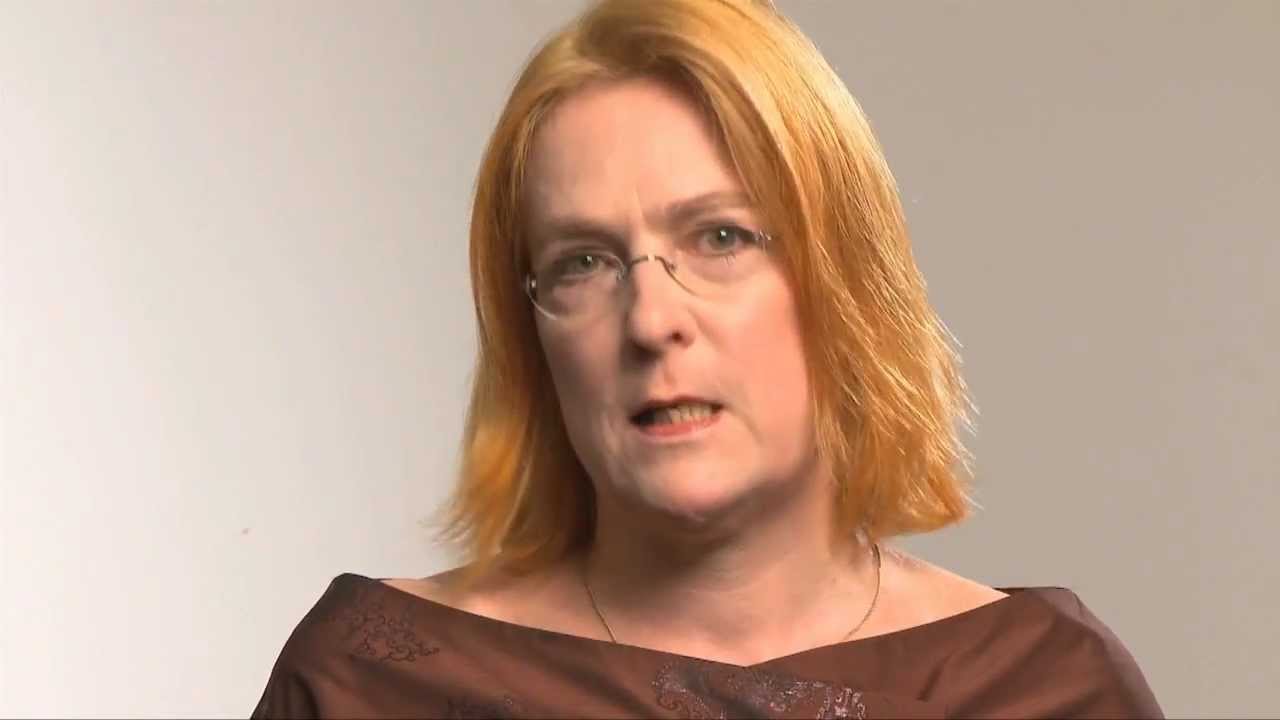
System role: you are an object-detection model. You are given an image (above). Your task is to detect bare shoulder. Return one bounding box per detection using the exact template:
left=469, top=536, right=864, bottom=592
left=379, top=568, right=464, bottom=606
left=879, top=545, right=1009, bottom=628
left=379, top=561, right=584, bottom=630
left=379, top=565, right=503, bottom=615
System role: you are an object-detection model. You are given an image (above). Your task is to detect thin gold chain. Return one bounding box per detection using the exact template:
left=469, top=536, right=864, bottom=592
left=582, top=567, right=619, bottom=643
left=582, top=542, right=882, bottom=645
left=842, top=542, right=882, bottom=641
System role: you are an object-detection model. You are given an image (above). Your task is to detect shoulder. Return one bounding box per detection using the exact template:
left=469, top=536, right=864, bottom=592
left=873, top=548, right=1163, bottom=717
left=873, top=546, right=1009, bottom=635
left=944, top=583, right=1164, bottom=718
left=252, top=576, right=357, bottom=718
left=383, top=561, right=598, bottom=636
left=380, top=569, right=471, bottom=611
left=381, top=565, right=536, bottom=620
left=254, top=571, right=552, bottom=717
left=251, top=574, right=451, bottom=718
left=258, top=572, right=450, bottom=670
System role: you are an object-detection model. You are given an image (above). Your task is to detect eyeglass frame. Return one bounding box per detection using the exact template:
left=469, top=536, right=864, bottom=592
left=522, top=231, right=774, bottom=321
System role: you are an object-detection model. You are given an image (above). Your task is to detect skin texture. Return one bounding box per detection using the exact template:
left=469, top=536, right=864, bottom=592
left=387, top=77, right=1006, bottom=667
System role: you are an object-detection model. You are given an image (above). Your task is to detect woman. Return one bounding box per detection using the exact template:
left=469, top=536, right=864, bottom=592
left=253, top=0, right=1162, bottom=717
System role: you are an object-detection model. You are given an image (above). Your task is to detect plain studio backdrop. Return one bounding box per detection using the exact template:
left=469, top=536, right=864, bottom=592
left=1, top=1, right=1275, bottom=717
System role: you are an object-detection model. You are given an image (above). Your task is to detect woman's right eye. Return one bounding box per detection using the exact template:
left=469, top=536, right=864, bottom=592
left=551, top=253, right=606, bottom=279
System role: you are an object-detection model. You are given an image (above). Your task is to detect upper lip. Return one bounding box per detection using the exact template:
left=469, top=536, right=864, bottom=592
left=630, top=395, right=722, bottom=418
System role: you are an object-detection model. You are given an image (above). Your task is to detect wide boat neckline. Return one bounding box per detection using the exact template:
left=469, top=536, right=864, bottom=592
left=338, top=572, right=1056, bottom=671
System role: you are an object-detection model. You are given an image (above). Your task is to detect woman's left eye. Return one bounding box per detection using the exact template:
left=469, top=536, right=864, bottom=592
left=698, top=226, right=757, bottom=254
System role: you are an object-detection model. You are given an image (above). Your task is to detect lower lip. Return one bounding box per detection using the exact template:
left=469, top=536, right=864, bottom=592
left=634, top=408, right=722, bottom=438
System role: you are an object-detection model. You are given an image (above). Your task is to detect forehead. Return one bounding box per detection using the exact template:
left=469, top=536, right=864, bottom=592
left=523, top=78, right=745, bottom=237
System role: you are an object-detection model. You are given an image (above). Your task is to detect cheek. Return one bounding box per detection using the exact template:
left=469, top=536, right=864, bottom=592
left=537, top=322, right=614, bottom=423
left=734, top=285, right=812, bottom=430
left=536, top=324, right=626, bottom=482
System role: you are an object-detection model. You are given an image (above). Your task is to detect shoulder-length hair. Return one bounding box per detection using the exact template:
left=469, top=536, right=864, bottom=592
left=433, top=0, right=976, bottom=584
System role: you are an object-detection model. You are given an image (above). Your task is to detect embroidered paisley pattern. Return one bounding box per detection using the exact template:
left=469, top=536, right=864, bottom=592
left=322, top=588, right=442, bottom=663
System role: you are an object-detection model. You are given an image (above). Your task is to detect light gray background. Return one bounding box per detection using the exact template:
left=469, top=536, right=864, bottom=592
left=1, top=1, right=1275, bottom=717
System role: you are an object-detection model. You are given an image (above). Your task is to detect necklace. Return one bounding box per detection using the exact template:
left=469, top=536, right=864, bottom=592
left=581, top=542, right=882, bottom=645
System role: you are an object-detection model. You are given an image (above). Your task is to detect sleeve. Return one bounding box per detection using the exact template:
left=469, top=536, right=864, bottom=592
left=944, top=589, right=1164, bottom=719
left=1058, top=591, right=1165, bottom=719
left=249, top=579, right=348, bottom=720
left=250, top=651, right=321, bottom=720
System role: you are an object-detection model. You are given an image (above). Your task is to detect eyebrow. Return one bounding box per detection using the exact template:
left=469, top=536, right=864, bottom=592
left=534, top=190, right=755, bottom=247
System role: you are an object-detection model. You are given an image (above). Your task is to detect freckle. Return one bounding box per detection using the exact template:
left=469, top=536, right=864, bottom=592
left=241, top=528, right=251, bottom=535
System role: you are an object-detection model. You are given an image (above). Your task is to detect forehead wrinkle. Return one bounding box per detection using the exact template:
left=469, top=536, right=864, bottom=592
left=526, top=181, right=629, bottom=256
left=646, top=189, right=754, bottom=229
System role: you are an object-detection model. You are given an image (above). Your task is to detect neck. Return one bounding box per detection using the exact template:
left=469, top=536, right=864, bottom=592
left=580, top=470, right=880, bottom=665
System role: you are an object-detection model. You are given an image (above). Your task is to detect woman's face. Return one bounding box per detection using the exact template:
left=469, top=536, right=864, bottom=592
left=524, top=78, right=817, bottom=532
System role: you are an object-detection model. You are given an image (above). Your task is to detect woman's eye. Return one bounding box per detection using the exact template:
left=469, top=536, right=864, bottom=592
left=698, top=226, right=757, bottom=254
left=552, top=253, right=605, bottom=278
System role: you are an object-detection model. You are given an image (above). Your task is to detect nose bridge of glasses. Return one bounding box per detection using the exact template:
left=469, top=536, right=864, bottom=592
left=622, top=253, right=675, bottom=278
left=619, top=253, right=688, bottom=294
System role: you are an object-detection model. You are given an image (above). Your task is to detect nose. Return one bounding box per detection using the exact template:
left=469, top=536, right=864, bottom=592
left=622, top=255, right=696, bottom=353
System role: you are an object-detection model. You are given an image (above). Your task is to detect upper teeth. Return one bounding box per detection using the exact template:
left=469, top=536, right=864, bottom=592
left=651, top=403, right=716, bottom=425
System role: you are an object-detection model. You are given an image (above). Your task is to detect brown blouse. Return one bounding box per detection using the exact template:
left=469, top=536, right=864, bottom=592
left=251, top=573, right=1163, bottom=719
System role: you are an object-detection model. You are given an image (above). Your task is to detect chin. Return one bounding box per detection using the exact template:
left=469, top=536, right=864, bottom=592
left=630, top=469, right=758, bottom=528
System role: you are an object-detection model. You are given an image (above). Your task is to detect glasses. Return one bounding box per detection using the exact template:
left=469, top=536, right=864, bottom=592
left=525, top=225, right=773, bottom=321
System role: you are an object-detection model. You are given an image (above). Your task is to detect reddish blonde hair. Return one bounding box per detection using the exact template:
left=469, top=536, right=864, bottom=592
left=433, top=0, right=976, bottom=584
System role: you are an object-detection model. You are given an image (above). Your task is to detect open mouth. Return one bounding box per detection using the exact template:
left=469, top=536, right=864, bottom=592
left=631, top=402, right=724, bottom=428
